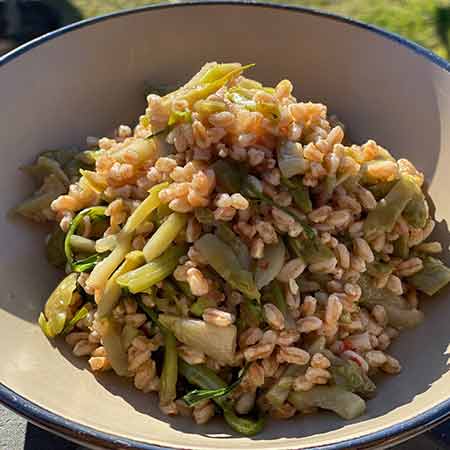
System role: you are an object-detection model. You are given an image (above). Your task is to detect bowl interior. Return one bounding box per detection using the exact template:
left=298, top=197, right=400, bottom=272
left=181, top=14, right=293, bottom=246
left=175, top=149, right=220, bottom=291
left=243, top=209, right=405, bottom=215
left=0, top=4, right=449, bottom=450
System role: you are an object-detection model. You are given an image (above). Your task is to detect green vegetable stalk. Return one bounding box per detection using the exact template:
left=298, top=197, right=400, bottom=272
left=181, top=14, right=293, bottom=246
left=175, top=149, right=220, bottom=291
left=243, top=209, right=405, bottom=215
left=99, top=317, right=130, bottom=377
left=289, top=386, right=366, bottom=420
left=238, top=299, right=263, bottom=331
left=292, top=186, right=313, bottom=213
left=116, top=245, right=187, bottom=293
left=407, top=256, right=450, bottom=296
left=64, top=206, right=107, bottom=271
left=39, top=273, right=78, bottom=338
left=277, top=141, right=308, bottom=179
left=97, top=251, right=145, bottom=318
left=265, top=365, right=304, bottom=408
left=195, top=234, right=260, bottom=300
left=240, top=177, right=315, bottom=239
left=179, top=361, right=265, bottom=436
left=215, top=223, right=251, bottom=270
left=46, top=227, right=66, bottom=268
left=159, top=314, right=237, bottom=365
left=287, top=236, right=334, bottom=265
left=364, top=176, right=417, bottom=238
left=123, top=181, right=169, bottom=234
left=86, top=232, right=132, bottom=290
left=326, top=354, right=376, bottom=398
left=143, top=212, right=187, bottom=262
left=182, top=365, right=248, bottom=406
left=359, top=275, right=424, bottom=329
left=160, top=331, right=178, bottom=406
left=265, top=281, right=295, bottom=329
left=62, top=306, right=89, bottom=335
left=190, top=296, right=217, bottom=317
left=212, top=160, right=243, bottom=194
left=403, top=189, right=428, bottom=229
left=254, top=239, right=285, bottom=290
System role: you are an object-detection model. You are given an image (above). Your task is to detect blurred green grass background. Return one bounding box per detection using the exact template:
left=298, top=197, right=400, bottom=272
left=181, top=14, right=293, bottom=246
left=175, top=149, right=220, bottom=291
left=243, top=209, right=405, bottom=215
left=67, top=0, right=450, bottom=59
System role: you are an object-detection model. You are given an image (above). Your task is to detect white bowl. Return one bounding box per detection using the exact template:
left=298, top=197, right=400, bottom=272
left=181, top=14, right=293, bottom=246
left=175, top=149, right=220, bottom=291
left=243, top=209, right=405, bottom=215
left=0, top=3, right=449, bottom=449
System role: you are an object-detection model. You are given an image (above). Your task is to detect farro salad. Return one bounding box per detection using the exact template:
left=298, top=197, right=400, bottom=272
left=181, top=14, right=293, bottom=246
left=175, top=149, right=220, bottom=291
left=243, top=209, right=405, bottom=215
left=16, top=62, right=450, bottom=435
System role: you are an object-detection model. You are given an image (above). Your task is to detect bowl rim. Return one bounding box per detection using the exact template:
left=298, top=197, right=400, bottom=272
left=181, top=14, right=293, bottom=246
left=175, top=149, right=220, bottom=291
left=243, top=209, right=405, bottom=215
left=0, top=2, right=449, bottom=449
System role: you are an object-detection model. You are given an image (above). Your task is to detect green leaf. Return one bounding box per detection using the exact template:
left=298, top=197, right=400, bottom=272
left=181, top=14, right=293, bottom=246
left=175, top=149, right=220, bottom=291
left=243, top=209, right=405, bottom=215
left=72, top=253, right=107, bottom=273
left=62, top=306, right=89, bottom=335
left=167, top=110, right=192, bottom=127
left=64, top=206, right=107, bottom=270
left=46, top=227, right=67, bottom=268
left=182, top=365, right=249, bottom=407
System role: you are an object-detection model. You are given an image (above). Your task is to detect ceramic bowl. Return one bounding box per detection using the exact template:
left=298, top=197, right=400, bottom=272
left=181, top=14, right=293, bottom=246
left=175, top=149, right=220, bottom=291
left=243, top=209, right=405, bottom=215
left=0, top=3, right=449, bottom=449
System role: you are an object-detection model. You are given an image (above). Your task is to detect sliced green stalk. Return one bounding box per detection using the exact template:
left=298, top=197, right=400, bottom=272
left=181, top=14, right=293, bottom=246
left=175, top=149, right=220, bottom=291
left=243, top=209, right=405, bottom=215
left=383, top=305, right=424, bottom=329
left=72, top=254, right=106, bottom=273
left=46, top=227, right=66, bottom=268
left=160, top=331, right=178, bottom=405
left=70, top=235, right=96, bottom=254
left=403, top=189, right=428, bottom=229
left=277, top=141, right=308, bottom=178
left=241, top=177, right=315, bottom=239
left=97, top=251, right=145, bottom=318
left=215, top=223, right=251, bottom=270
left=143, top=212, right=187, bottom=262
left=307, top=336, right=327, bottom=355
left=23, top=155, right=70, bottom=187
left=239, top=299, right=263, bottom=330
left=64, top=206, right=107, bottom=270
left=159, top=314, right=236, bottom=365
left=408, top=256, right=450, bottom=296
left=95, top=235, right=117, bottom=253
left=223, top=410, right=266, bottom=436
left=174, top=279, right=194, bottom=300
left=289, top=386, right=366, bottom=420
left=393, top=234, right=409, bottom=259
left=212, top=160, right=243, bottom=194
left=190, top=296, right=217, bottom=317
left=86, top=233, right=132, bottom=291
left=178, top=360, right=265, bottom=436
left=99, top=317, right=130, bottom=377
left=168, top=110, right=192, bottom=127
left=15, top=174, right=66, bottom=222
left=177, top=64, right=255, bottom=107
left=359, top=275, right=424, bottom=329
left=39, top=273, right=78, bottom=338
left=364, top=176, right=416, bottom=238
left=200, top=63, right=244, bottom=83
left=117, top=245, right=187, bottom=293
left=121, top=324, right=141, bottom=350
left=155, top=202, right=172, bottom=227
left=122, top=182, right=169, bottom=234
left=62, top=306, right=89, bottom=335
left=266, top=281, right=295, bottom=329
left=255, top=239, right=285, bottom=290
left=183, top=365, right=248, bottom=406
left=287, top=236, right=334, bottom=265
left=194, top=207, right=215, bottom=225
left=291, top=184, right=312, bottom=213
left=110, top=138, right=159, bottom=165
left=329, top=358, right=376, bottom=397
left=193, top=99, right=227, bottom=119
left=195, top=234, right=260, bottom=300
left=266, top=365, right=304, bottom=408
left=366, top=180, right=397, bottom=199
left=79, top=169, right=107, bottom=193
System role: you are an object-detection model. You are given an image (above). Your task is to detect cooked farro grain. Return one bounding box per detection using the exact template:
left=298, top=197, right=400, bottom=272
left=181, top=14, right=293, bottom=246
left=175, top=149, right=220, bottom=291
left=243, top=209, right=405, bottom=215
left=24, top=62, right=450, bottom=435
